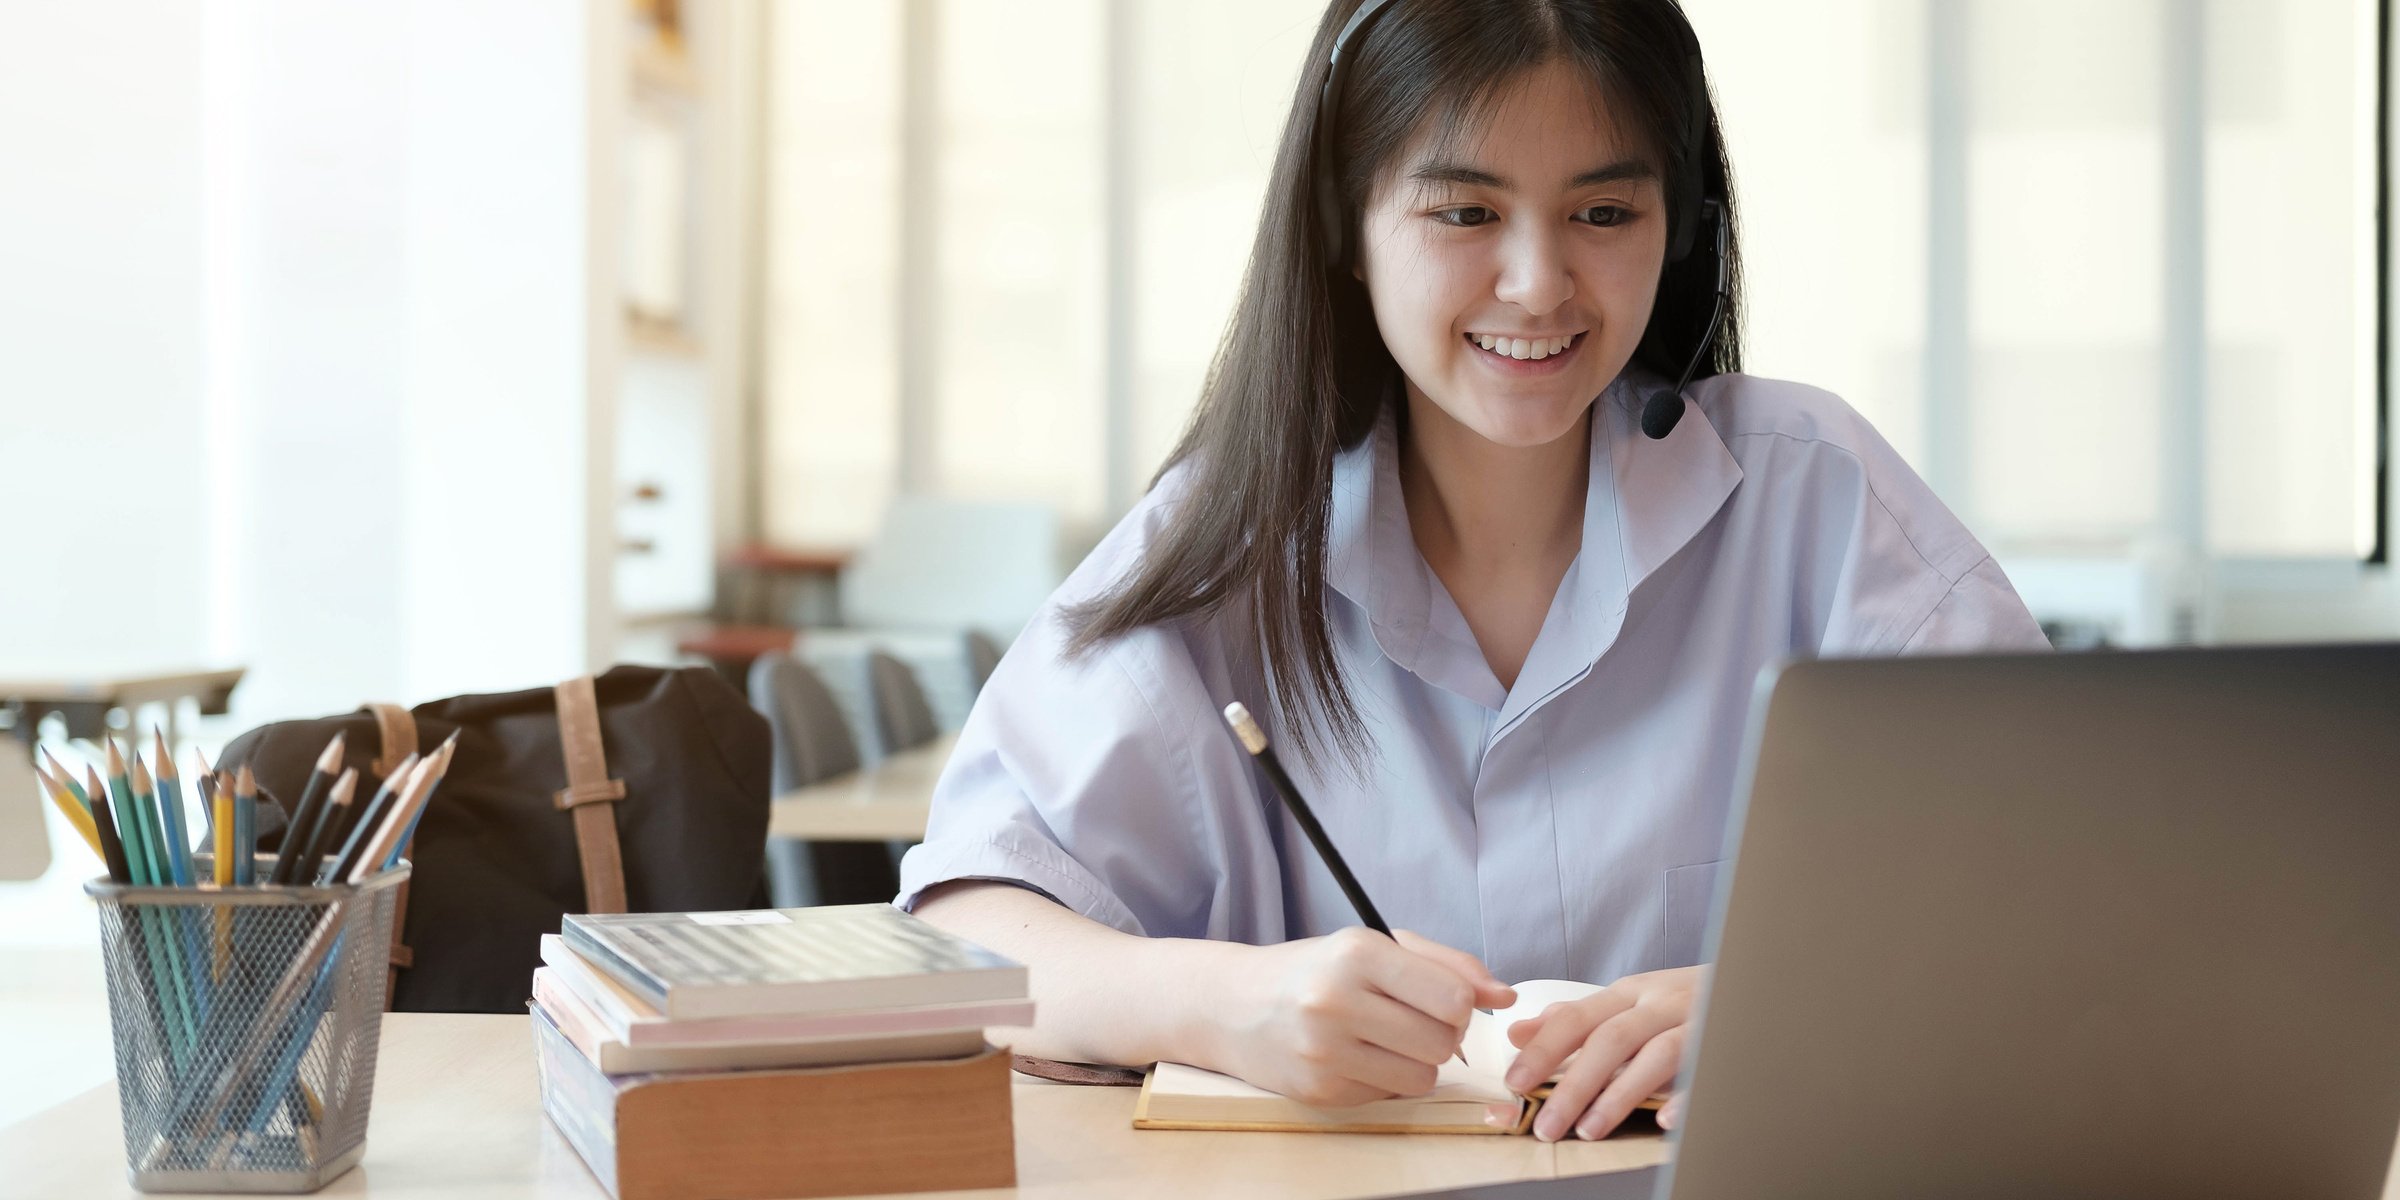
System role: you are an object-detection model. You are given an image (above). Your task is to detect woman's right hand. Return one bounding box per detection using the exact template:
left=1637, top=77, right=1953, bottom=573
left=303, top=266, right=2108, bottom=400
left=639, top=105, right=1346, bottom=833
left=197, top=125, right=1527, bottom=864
left=1198, top=927, right=1517, bottom=1108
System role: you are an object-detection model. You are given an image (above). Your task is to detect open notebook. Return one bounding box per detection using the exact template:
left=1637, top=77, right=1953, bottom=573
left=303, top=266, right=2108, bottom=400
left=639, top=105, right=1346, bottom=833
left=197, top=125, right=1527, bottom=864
left=1135, top=979, right=1662, bottom=1134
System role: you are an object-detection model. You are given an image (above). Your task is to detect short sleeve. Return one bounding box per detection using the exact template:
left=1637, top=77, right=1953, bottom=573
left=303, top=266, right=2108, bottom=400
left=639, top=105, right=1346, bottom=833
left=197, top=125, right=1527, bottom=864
left=1900, top=555, right=2053, bottom=654
left=893, top=474, right=1289, bottom=944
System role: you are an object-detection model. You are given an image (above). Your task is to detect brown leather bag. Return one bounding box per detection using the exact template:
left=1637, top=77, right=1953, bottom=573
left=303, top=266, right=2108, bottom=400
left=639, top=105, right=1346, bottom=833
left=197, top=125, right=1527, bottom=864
left=220, top=664, right=771, bottom=1013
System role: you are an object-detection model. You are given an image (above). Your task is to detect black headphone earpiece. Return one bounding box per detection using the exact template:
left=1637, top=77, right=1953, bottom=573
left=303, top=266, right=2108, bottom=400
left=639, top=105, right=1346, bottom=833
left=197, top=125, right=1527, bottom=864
left=1313, top=0, right=1402, bottom=270
left=1312, top=0, right=1730, bottom=439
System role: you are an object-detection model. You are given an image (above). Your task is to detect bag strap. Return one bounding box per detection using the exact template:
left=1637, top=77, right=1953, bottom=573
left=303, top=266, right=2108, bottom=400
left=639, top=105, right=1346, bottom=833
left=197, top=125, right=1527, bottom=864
left=364, top=702, right=419, bottom=776
left=363, top=700, right=421, bottom=1007
left=551, top=674, right=630, bottom=914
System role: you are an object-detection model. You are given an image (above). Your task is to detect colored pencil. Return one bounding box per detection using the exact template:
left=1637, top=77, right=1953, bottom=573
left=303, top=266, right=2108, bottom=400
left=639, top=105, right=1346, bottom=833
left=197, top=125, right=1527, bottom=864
left=323, top=752, right=416, bottom=886
left=348, top=752, right=446, bottom=883
left=32, top=763, right=103, bottom=860
left=213, top=783, right=235, bottom=981
left=40, top=747, right=92, bottom=815
left=191, top=747, right=217, bottom=839
left=292, top=769, right=356, bottom=885
left=232, top=765, right=259, bottom=886
left=86, top=772, right=133, bottom=884
left=129, top=751, right=187, bottom=888
left=331, top=755, right=432, bottom=884
left=385, top=734, right=459, bottom=869
left=104, top=738, right=155, bottom=887
left=107, top=740, right=198, bottom=1055
left=149, top=731, right=196, bottom=887
left=269, top=735, right=344, bottom=886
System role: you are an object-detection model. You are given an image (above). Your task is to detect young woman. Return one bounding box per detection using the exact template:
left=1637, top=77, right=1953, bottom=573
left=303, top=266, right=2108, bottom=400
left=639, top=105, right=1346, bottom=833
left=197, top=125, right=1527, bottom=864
left=899, top=0, right=2047, bottom=1142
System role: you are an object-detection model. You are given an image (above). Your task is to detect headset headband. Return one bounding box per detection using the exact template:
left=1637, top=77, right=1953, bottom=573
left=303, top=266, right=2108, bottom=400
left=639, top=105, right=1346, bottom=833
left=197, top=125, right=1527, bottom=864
left=1311, top=0, right=1718, bottom=268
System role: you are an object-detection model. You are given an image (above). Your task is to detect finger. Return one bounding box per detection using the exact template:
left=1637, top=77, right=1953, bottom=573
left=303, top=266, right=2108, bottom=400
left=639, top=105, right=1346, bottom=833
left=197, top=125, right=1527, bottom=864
left=1353, top=938, right=1478, bottom=1032
left=1508, top=989, right=1633, bottom=1051
left=1346, top=988, right=1472, bottom=1067
left=1527, top=1009, right=1679, bottom=1141
left=1393, top=930, right=1517, bottom=1008
left=1330, top=1036, right=1445, bottom=1100
left=1574, top=1027, right=1686, bottom=1141
left=1657, top=1089, right=1688, bottom=1131
left=1505, top=994, right=1636, bottom=1092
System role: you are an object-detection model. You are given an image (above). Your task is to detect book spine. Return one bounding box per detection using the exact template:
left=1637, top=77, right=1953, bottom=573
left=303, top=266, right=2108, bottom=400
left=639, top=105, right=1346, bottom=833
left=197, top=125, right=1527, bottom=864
left=532, top=1004, right=628, bottom=1197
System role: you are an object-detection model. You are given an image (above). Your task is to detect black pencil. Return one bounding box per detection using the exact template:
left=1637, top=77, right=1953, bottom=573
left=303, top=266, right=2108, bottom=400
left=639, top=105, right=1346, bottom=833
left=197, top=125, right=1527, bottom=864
left=1222, top=701, right=1468, bottom=1066
left=292, top=769, right=357, bottom=885
left=88, top=773, right=133, bottom=884
left=268, top=734, right=345, bottom=885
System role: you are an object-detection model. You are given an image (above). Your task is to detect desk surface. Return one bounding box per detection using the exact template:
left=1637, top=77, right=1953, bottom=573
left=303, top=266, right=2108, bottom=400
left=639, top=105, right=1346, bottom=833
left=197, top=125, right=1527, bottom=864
left=769, top=734, right=957, bottom=843
left=0, top=1014, right=1663, bottom=1200
left=0, top=665, right=246, bottom=704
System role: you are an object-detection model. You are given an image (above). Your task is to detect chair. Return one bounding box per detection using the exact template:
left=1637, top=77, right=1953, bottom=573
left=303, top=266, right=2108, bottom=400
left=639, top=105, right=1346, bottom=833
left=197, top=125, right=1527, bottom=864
left=963, top=629, right=1003, bottom=692
left=750, top=652, right=860, bottom=789
left=868, top=651, right=939, bottom=754
left=747, top=654, right=896, bottom=908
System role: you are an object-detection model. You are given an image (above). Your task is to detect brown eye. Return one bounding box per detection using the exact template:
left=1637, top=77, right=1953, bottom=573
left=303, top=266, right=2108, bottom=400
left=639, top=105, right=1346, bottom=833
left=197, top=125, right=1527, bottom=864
left=1437, top=206, right=1495, bottom=227
left=1581, top=205, right=1630, bottom=227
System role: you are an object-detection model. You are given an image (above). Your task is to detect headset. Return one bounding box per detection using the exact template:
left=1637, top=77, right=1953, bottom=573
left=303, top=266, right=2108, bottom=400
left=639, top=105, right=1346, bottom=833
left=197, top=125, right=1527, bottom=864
left=1311, top=0, right=1730, bottom=439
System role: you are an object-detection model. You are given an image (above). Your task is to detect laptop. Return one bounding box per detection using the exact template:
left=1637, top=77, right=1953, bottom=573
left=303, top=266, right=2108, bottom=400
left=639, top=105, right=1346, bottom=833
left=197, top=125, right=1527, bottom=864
left=1392, top=644, right=2400, bottom=1200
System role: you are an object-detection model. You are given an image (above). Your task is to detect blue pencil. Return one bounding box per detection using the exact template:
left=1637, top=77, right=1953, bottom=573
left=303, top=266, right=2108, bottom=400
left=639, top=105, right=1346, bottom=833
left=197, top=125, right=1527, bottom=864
left=149, top=732, right=196, bottom=888
left=382, top=736, right=458, bottom=870
left=232, top=766, right=258, bottom=887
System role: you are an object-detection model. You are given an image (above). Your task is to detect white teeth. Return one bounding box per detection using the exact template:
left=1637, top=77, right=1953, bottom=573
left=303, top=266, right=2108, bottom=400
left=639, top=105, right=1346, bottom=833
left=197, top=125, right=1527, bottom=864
left=1470, top=333, right=1577, bottom=359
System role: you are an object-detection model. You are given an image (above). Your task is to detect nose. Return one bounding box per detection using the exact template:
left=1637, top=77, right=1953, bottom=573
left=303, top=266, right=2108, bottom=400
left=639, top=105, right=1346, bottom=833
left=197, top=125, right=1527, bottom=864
left=1492, top=221, right=1574, bottom=316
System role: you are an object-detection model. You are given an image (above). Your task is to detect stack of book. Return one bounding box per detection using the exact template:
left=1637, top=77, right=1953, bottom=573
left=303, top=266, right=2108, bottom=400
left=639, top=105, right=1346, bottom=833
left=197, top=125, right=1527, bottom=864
left=531, top=904, right=1030, bottom=1200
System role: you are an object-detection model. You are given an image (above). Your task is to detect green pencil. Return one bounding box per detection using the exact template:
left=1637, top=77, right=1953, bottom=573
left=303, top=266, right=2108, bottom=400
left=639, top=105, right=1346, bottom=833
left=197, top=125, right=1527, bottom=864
left=102, top=741, right=198, bottom=1060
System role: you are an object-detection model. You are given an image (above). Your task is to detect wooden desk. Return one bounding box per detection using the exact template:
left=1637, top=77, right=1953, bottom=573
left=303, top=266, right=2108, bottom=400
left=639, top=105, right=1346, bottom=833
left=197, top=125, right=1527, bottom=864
left=0, top=1014, right=1664, bottom=1200
left=0, top=665, right=246, bottom=747
left=769, top=734, right=957, bottom=843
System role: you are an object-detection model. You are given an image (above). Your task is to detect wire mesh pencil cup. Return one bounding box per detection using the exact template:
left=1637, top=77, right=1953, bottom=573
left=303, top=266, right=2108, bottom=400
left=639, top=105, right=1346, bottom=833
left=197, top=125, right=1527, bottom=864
left=85, top=856, right=410, bottom=1193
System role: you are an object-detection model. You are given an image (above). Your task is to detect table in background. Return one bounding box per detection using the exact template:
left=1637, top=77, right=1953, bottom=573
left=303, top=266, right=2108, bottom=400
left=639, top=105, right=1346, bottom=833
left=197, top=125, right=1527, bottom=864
left=768, top=732, right=956, bottom=843
left=0, top=1014, right=1666, bottom=1200
left=0, top=665, right=247, bottom=749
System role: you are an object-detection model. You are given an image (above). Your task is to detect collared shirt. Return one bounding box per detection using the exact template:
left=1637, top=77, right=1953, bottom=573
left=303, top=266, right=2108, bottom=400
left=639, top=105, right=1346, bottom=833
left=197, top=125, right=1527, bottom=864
left=895, top=370, right=2050, bottom=986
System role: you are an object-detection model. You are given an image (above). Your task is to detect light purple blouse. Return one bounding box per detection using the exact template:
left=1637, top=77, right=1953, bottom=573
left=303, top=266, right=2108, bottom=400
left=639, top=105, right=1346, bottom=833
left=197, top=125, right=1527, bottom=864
left=896, top=370, right=2050, bottom=986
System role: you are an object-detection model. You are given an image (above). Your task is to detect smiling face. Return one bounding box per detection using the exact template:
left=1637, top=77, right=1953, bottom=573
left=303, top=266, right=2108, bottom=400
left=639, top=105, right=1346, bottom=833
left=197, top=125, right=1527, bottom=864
left=1353, top=59, right=1669, bottom=450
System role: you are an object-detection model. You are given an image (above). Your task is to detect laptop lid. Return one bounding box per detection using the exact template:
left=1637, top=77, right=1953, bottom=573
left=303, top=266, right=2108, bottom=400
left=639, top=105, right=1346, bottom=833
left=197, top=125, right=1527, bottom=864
left=1661, top=645, right=2400, bottom=1199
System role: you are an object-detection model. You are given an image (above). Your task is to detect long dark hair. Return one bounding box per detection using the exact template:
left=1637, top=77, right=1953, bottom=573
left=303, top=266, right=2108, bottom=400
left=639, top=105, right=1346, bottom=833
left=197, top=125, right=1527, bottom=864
left=1066, top=0, right=1745, bottom=771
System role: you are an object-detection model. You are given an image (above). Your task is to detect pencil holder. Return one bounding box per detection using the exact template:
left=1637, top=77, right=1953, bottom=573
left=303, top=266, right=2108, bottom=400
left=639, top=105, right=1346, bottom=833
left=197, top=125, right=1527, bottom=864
left=85, top=857, right=411, bottom=1193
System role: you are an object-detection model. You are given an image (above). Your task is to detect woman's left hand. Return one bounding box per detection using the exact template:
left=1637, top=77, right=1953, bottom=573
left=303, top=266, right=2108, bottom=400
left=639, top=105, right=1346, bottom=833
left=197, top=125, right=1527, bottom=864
left=1487, top=965, right=1705, bottom=1141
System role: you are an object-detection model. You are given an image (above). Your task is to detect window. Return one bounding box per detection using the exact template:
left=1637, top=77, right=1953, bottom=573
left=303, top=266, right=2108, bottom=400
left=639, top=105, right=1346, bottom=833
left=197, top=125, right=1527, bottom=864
left=762, top=0, right=2385, bottom=572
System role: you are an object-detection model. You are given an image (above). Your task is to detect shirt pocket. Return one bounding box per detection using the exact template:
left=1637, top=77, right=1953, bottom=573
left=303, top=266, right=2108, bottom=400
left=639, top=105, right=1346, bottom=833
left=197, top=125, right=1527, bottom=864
left=1662, top=859, right=1726, bottom=968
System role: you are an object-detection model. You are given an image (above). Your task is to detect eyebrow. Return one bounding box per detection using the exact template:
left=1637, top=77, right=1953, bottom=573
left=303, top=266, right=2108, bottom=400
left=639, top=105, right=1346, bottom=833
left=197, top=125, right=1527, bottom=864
left=1407, top=158, right=1657, bottom=191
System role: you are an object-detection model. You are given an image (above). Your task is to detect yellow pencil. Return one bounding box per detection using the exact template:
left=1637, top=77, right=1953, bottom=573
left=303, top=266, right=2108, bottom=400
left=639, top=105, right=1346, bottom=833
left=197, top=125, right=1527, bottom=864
left=32, top=762, right=104, bottom=860
left=213, top=781, right=236, bottom=980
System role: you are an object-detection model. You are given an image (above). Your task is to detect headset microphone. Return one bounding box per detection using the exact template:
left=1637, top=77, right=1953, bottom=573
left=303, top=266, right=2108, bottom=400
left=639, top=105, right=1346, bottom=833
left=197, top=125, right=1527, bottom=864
left=1640, top=196, right=1728, bottom=440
